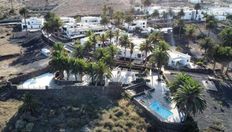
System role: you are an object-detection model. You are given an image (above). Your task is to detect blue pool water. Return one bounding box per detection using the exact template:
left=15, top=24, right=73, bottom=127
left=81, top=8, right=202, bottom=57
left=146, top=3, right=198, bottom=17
left=149, top=101, right=173, bottom=120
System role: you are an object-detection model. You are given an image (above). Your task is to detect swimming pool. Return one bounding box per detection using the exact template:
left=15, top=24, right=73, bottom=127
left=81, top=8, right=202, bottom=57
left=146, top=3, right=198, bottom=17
left=149, top=101, right=173, bottom=120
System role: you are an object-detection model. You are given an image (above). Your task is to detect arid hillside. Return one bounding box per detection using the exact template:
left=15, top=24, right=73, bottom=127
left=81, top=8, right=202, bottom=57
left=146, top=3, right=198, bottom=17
left=24, top=0, right=142, bottom=16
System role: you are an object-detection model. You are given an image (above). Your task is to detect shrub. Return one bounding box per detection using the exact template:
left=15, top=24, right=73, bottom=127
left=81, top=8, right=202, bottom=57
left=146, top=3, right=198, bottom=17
left=112, top=127, right=125, bottom=132
left=114, top=109, right=124, bottom=117
left=103, top=119, right=114, bottom=130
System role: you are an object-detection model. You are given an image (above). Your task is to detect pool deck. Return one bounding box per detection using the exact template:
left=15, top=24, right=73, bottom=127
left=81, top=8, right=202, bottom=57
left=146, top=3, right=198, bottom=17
left=134, top=70, right=181, bottom=123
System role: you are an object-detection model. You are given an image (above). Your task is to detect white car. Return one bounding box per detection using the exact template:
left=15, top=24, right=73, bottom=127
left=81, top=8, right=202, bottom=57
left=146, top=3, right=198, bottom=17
left=41, top=48, right=51, bottom=57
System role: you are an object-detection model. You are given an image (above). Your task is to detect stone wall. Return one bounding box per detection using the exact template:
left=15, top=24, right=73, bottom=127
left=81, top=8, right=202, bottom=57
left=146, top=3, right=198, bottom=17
left=17, top=84, right=123, bottom=99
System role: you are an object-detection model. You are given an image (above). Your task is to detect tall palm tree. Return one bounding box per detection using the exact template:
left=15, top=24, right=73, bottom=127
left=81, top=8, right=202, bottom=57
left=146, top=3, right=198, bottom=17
left=150, top=48, right=168, bottom=81
left=86, top=62, right=96, bottom=85
left=152, top=10, right=159, bottom=19
left=100, top=15, right=109, bottom=28
left=143, top=0, right=151, bottom=7
left=173, top=80, right=206, bottom=121
left=119, top=34, right=130, bottom=60
left=113, top=11, right=124, bottom=28
left=125, top=14, right=133, bottom=32
left=199, top=37, right=214, bottom=56
left=106, top=30, right=114, bottom=44
left=73, top=41, right=85, bottom=58
left=140, top=39, right=153, bottom=66
left=176, top=19, right=185, bottom=39
left=98, top=33, right=108, bottom=47
left=205, top=15, right=217, bottom=37
left=63, top=57, right=72, bottom=80
left=185, top=24, right=196, bottom=47
left=19, top=8, right=28, bottom=33
left=219, top=27, right=232, bottom=47
left=194, top=3, right=201, bottom=21
left=93, top=61, right=112, bottom=86
left=114, top=29, right=120, bottom=44
left=168, top=72, right=192, bottom=94
left=148, top=32, right=161, bottom=46
left=150, top=40, right=169, bottom=81
left=76, top=59, right=87, bottom=82
left=129, top=42, right=135, bottom=69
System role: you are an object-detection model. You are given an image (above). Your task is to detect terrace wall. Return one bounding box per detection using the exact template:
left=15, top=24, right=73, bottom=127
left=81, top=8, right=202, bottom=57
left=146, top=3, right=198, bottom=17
left=16, top=84, right=123, bottom=99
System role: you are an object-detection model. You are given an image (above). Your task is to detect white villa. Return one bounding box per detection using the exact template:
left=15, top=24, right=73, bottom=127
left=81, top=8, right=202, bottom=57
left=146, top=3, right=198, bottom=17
left=167, top=50, right=191, bottom=68
left=124, top=19, right=147, bottom=32
left=60, top=16, right=107, bottom=39
left=21, top=17, right=45, bottom=32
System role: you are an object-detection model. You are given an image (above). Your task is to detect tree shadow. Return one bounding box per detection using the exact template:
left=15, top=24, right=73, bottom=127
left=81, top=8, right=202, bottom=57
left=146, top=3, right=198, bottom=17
left=2, top=88, right=121, bottom=131
left=9, top=35, right=47, bottom=66
left=209, top=80, right=232, bottom=108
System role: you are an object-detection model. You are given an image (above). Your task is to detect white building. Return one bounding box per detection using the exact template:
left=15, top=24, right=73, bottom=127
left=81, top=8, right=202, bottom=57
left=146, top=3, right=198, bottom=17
left=21, top=17, right=44, bottom=32
left=167, top=50, right=191, bottom=68
left=60, top=17, right=76, bottom=25
left=81, top=16, right=102, bottom=25
left=188, top=0, right=202, bottom=4
left=124, top=19, right=147, bottom=31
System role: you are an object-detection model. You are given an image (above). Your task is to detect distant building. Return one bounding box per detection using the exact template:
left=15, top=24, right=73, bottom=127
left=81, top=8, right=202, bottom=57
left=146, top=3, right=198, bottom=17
left=21, top=17, right=45, bottom=32
left=60, top=17, right=76, bottom=25
left=81, top=16, right=102, bottom=25
left=167, top=50, right=191, bottom=68
left=188, top=0, right=202, bottom=4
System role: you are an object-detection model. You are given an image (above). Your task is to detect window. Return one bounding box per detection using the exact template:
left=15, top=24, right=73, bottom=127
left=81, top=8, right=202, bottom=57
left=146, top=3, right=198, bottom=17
left=137, top=54, right=141, bottom=58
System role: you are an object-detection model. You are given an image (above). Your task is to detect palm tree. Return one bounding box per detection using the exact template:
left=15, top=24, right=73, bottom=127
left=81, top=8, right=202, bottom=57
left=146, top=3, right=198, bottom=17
left=176, top=19, right=185, bottom=39
left=194, top=3, right=201, bottom=21
left=185, top=24, right=196, bottom=47
left=84, top=40, right=94, bottom=54
left=129, top=42, right=135, bottom=69
left=106, top=30, right=114, bottom=44
left=86, top=62, right=96, bottom=85
left=87, top=31, right=97, bottom=51
left=125, top=14, right=133, bottom=31
left=148, top=32, right=161, bottom=46
left=63, top=57, right=72, bottom=80
left=143, top=0, right=151, bottom=7
left=93, top=61, right=112, bottom=86
left=205, top=15, right=217, bottom=37
left=219, top=27, right=232, bottom=47
left=98, top=33, right=108, bottom=47
left=119, top=34, right=130, bottom=60
left=114, top=29, right=120, bottom=44
left=150, top=48, right=168, bottom=81
left=113, top=11, right=124, bottom=28
left=73, top=41, right=85, bottom=58
left=178, top=9, right=185, bottom=19
left=100, top=15, right=109, bottom=28
left=150, top=40, right=169, bottom=81
left=20, top=93, right=38, bottom=114
left=199, top=37, right=214, bottom=56
left=173, top=80, right=206, bottom=121
left=152, top=10, right=159, bottom=19
left=19, top=8, right=28, bottom=33
left=169, top=73, right=192, bottom=94
left=76, top=59, right=87, bottom=82
left=140, top=39, right=153, bottom=66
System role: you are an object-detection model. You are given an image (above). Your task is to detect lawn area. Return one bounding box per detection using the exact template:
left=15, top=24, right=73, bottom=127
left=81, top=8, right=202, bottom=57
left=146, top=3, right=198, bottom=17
left=3, top=88, right=151, bottom=132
